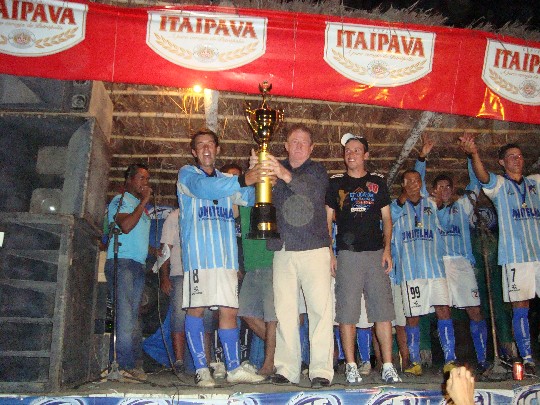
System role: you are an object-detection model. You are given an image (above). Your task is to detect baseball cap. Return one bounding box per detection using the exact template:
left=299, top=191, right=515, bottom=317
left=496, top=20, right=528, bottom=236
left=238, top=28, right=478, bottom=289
left=340, top=133, right=369, bottom=152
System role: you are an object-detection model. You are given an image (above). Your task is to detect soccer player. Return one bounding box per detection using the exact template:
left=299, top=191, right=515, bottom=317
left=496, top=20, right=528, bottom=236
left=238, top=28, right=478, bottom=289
left=326, top=133, right=400, bottom=384
left=158, top=208, right=214, bottom=374
left=391, top=168, right=457, bottom=376
left=177, top=128, right=266, bottom=387
left=415, top=143, right=490, bottom=374
left=460, top=134, right=540, bottom=375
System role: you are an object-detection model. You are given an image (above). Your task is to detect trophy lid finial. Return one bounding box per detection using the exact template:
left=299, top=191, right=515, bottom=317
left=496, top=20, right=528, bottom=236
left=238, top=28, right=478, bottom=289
left=259, top=81, right=272, bottom=94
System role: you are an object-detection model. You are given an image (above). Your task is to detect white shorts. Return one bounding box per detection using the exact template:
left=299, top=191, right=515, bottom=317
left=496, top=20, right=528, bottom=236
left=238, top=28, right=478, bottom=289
left=401, top=278, right=449, bottom=318
left=332, top=278, right=373, bottom=328
left=392, top=283, right=406, bottom=327
left=443, top=256, right=481, bottom=308
left=182, top=268, right=238, bottom=309
left=502, top=261, right=540, bottom=303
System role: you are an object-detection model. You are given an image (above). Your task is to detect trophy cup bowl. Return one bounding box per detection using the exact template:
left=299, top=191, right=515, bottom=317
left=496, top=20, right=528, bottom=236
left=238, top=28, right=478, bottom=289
left=245, top=82, right=283, bottom=239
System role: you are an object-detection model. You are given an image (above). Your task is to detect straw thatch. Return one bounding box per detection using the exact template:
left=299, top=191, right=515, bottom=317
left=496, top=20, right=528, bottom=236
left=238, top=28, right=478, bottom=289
left=100, top=1, right=540, bottom=206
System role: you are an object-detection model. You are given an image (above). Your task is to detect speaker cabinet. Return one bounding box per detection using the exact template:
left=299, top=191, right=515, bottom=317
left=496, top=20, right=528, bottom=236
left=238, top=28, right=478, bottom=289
left=0, top=77, right=113, bottom=392
left=0, top=111, right=111, bottom=229
left=0, top=213, right=100, bottom=392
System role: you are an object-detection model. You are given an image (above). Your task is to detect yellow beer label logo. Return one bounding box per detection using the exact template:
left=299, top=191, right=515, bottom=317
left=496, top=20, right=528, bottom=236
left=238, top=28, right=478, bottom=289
left=482, top=39, right=540, bottom=106
left=147, top=10, right=267, bottom=71
left=0, top=0, right=87, bottom=56
left=324, top=22, right=435, bottom=87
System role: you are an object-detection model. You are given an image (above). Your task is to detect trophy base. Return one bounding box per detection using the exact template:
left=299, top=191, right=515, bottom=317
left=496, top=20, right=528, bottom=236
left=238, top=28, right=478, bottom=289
left=247, top=229, right=280, bottom=240
left=247, top=203, right=279, bottom=240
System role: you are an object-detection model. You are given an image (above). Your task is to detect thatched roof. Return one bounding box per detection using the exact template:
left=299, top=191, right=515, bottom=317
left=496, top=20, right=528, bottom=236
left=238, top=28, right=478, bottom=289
left=93, top=0, right=540, bottom=40
left=92, top=0, right=540, bottom=206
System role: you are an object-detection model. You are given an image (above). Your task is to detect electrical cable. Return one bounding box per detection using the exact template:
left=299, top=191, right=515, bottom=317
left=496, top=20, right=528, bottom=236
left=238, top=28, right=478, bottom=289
left=149, top=192, right=187, bottom=383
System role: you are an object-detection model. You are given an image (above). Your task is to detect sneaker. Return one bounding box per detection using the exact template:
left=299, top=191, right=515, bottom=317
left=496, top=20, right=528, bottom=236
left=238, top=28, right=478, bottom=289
left=345, top=363, right=362, bottom=385
left=311, top=377, right=331, bottom=389
left=226, top=363, right=266, bottom=384
left=195, top=367, right=216, bottom=388
left=524, top=361, right=537, bottom=378
left=209, top=361, right=226, bottom=379
left=241, top=360, right=258, bottom=374
left=358, top=360, right=372, bottom=376
left=126, top=367, right=147, bottom=381
left=173, top=360, right=184, bottom=374
left=382, top=364, right=402, bottom=383
left=404, top=362, right=423, bottom=376
left=443, top=361, right=458, bottom=375
left=301, top=362, right=309, bottom=377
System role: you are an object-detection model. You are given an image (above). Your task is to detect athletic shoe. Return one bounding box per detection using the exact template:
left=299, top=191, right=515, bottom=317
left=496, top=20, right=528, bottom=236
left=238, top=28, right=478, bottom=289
left=524, top=361, right=537, bottom=378
left=404, top=362, right=423, bottom=376
left=226, top=363, right=266, bottom=384
left=358, top=360, right=372, bottom=376
left=345, top=363, right=362, bottom=385
left=209, top=361, right=226, bottom=379
left=126, top=367, right=147, bottom=381
left=195, top=367, right=216, bottom=388
left=443, top=361, right=457, bottom=375
left=382, top=364, right=402, bottom=383
left=301, top=362, right=310, bottom=377
left=241, top=360, right=258, bottom=374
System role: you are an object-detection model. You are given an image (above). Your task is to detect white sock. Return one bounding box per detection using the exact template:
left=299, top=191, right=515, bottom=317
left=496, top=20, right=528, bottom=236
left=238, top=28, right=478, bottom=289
left=382, top=362, right=393, bottom=371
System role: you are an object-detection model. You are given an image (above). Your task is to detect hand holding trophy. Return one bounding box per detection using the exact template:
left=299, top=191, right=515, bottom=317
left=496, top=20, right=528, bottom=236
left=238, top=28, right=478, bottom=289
left=245, top=81, right=283, bottom=239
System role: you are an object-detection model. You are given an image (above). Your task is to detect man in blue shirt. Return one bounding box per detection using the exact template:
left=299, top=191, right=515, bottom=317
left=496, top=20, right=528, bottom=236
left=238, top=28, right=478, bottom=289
left=415, top=142, right=490, bottom=374
left=460, top=134, right=540, bottom=376
left=105, top=163, right=152, bottom=381
left=177, top=128, right=267, bottom=387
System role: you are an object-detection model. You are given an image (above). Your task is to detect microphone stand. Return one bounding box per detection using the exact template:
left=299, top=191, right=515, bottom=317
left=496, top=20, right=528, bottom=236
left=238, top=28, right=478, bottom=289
left=467, top=192, right=508, bottom=381
left=106, top=223, right=123, bottom=381
left=100, top=192, right=138, bottom=382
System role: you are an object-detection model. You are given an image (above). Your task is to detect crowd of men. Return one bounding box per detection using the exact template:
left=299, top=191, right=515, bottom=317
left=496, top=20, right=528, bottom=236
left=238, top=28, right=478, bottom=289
left=104, top=125, right=540, bottom=388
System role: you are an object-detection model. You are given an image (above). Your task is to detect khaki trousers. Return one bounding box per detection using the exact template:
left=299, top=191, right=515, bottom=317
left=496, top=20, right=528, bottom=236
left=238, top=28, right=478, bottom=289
left=273, top=247, right=334, bottom=383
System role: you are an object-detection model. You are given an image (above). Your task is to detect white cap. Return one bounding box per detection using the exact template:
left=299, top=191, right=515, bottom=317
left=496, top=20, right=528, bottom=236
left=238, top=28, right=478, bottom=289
left=340, top=133, right=369, bottom=151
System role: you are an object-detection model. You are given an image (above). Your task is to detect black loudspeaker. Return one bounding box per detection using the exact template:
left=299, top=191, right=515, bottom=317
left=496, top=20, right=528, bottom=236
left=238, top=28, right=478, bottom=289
left=0, top=77, right=113, bottom=392
left=0, top=78, right=112, bottom=229
left=0, top=75, right=93, bottom=112
left=0, top=213, right=99, bottom=392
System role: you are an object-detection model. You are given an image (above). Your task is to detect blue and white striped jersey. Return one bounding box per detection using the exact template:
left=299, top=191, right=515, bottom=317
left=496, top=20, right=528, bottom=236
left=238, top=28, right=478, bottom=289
left=177, top=165, right=255, bottom=272
left=482, top=173, right=540, bottom=265
left=391, top=196, right=445, bottom=281
left=415, top=159, right=481, bottom=264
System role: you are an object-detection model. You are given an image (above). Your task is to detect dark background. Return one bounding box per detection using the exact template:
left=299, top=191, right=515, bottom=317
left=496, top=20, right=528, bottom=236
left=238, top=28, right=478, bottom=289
left=344, top=0, right=540, bottom=30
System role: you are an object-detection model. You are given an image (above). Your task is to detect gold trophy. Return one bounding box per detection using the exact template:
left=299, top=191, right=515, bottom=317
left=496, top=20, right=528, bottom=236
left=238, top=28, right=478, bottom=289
left=245, top=81, right=283, bottom=239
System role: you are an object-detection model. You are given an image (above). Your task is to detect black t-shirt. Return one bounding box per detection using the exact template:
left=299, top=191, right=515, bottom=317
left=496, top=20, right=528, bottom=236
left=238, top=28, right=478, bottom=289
left=325, top=172, right=391, bottom=252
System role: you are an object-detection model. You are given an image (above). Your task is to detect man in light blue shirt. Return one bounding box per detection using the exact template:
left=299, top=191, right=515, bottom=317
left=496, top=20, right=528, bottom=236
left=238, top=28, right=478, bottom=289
left=460, top=134, right=540, bottom=376
left=415, top=145, right=489, bottom=374
left=105, top=163, right=152, bottom=381
left=177, top=128, right=267, bottom=387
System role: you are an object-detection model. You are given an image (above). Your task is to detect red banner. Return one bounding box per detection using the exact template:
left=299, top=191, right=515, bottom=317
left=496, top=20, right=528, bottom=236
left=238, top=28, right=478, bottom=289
left=1, top=0, right=540, bottom=124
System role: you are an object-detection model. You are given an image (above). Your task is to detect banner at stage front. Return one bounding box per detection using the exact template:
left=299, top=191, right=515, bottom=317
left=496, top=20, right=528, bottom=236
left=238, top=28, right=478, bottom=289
left=1, top=0, right=540, bottom=124
left=0, top=385, right=516, bottom=404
